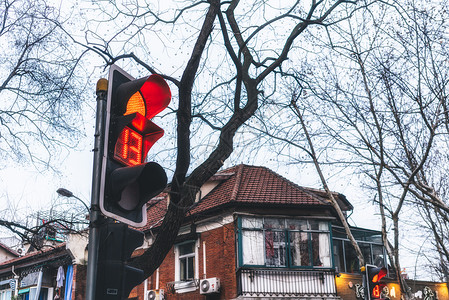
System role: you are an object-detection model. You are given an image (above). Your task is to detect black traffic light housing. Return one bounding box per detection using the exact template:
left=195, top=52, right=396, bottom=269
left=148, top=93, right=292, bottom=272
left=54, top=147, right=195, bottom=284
left=99, top=65, right=170, bottom=227
left=365, top=264, right=388, bottom=300
left=96, top=222, right=144, bottom=299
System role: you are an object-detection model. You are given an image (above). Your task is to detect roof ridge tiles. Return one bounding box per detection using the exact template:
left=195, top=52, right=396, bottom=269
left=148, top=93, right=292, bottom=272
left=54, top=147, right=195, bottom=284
left=230, top=164, right=244, bottom=202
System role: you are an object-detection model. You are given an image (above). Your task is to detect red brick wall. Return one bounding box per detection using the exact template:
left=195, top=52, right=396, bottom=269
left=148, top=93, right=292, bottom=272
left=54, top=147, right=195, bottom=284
left=135, top=222, right=238, bottom=300
left=72, top=264, right=87, bottom=300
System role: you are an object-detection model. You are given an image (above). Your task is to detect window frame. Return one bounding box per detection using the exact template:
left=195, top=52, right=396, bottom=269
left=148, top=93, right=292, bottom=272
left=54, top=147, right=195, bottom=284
left=237, top=216, right=332, bottom=269
left=332, top=225, right=387, bottom=273
left=174, top=240, right=199, bottom=293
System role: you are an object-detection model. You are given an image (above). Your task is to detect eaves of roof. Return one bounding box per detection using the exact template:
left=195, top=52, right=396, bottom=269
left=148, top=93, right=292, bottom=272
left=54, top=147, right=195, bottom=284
left=143, top=164, right=352, bottom=232
left=0, top=242, right=20, bottom=257
left=0, top=244, right=69, bottom=276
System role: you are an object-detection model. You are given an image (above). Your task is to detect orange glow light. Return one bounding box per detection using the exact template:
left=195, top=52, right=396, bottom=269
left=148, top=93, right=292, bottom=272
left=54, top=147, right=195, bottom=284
left=125, top=91, right=145, bottom=116
left=373, top=285, right=380, bottom=298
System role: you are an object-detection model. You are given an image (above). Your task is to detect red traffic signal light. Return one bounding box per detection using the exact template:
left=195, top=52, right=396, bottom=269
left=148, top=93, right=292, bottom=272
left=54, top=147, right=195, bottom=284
left=99, top=65, right=170, bottom=227
left=365, top=264, right=388, bottom=300
left=113, top=74, right=171, bottom=166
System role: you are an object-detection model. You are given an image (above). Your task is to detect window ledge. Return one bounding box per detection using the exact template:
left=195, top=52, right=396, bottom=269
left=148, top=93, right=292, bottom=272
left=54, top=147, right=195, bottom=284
left=167, top=280, right=199, bottom=294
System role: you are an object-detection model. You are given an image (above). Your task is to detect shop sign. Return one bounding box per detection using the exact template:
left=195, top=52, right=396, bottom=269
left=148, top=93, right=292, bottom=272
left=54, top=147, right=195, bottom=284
left=349, top=281, right=438, bottom=300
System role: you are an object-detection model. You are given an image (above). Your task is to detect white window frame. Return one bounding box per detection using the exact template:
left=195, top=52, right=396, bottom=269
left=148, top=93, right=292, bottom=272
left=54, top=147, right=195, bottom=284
left=174, top=240, right=199, bottom=293
left=0, top=289, right=12, bottom=300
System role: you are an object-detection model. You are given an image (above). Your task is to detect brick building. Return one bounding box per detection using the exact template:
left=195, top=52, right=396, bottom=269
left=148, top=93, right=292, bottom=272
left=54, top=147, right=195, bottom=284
left=0, top=164, right=447, bottom=299
left=130, top=164, right=448, bottom=300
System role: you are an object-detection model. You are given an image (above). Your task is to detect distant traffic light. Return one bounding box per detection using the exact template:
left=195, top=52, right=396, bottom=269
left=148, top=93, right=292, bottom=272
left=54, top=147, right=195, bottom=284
left=366, top=264, right=388, bottom=300
left=99, top=65, right=171, bottom=227
left=96, top=222, right=144, bottom=299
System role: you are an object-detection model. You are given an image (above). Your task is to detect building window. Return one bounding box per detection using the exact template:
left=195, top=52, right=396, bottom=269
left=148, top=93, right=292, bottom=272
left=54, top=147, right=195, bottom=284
left=239, top=217, right=332, bottom=268
left=178, top=242, right=195, bottom=281
left=332, top=226, right=387, bottom=273
left=0, top=289, right=12, bottom=300
left=174, top=240, right=198, bottom=293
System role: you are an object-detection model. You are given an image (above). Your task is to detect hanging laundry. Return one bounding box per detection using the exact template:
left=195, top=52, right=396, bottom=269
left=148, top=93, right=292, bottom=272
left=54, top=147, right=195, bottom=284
left=56, top=266, right=65, bottom=288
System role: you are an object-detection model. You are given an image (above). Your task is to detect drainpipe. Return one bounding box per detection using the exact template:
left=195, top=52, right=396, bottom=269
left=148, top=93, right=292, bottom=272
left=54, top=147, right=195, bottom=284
left=144, top=279, right=148, bottom=300
left=12, top=266, right=19, bottom=297
left=203, top=241, right=207, bottom=279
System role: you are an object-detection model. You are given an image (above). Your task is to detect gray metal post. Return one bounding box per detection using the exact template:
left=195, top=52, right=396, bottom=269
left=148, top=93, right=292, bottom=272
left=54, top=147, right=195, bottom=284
left=85, top=78, right=108, bottom=300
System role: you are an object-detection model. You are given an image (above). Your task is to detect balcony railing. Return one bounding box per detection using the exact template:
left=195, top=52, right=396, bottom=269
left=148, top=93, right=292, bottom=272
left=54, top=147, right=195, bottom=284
left=237, top=268, right=337, bottom=298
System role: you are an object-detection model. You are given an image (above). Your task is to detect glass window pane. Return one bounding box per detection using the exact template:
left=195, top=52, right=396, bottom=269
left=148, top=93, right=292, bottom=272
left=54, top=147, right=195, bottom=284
left=264, top=218, right=284, bottom=229
left=286, top=219, right=307, bottom=230
left=242, top=230, right=265, bottom=265
left=372, top=245, right=385, bottom=267
left=180, top=256, right=195, bottom=281
left=309, top=220, right=319, bottom=230
left=180, top=257, right=186, bottom=281
left=366, top=233, right=383, bottom=244
left=289, top=231, right=309, bottom=266
left=242, top=217, right=263, bottom=229
left=265, top=231, right=286, bottom=266
left=318, top=222, right=329, bottom=231
left=179, top=242, right=194, bottom=256
left=187, top=257, right=194, bottom=280
left=344, top=241, right=360, bottom=273
left=333, top=239, right=345, bottom=272
left=360, top=243, right=372, bottom=265
left=332, top=227, right=347, bottom=239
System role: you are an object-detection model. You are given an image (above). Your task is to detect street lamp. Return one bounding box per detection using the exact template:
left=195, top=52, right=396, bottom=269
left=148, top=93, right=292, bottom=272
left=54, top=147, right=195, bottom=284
left=56, top=188, right=90, bottom=212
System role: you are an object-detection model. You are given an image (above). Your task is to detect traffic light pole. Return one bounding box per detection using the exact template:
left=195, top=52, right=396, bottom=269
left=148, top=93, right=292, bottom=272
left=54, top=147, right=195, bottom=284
left=85, top=79, right=108, bottom=300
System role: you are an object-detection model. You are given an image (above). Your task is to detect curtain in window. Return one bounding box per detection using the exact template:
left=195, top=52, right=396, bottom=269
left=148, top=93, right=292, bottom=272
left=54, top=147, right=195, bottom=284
left=241, top=217, right=331, bottom=268
left=289, top=231, right=309, bottom=266
left=242, top=230, right=264, bottom=265
left=318, top=232, right=331, bottom=267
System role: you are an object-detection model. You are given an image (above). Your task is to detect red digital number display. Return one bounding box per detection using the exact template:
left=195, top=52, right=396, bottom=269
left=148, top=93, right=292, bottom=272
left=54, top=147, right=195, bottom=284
left=114, top=126, right=143, bottom=166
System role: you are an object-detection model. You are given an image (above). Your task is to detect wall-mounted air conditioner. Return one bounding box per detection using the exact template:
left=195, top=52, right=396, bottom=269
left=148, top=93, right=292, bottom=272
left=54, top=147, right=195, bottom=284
left=199, top=277, right=220, bottom=294
left=147, top=289, right=164, bottom=300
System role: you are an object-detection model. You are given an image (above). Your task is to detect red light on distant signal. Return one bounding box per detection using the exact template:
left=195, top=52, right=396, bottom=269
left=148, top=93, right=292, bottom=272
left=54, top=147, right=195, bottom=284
left=366, top=265, right=388, bottom=300
left=373, top=267, right=387, bottom=282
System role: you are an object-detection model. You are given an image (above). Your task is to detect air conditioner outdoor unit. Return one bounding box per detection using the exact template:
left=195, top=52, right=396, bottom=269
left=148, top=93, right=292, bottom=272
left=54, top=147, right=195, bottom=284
left=200, top=277, right=220, bottom=294
left=147, top=289, right=164, bottom=300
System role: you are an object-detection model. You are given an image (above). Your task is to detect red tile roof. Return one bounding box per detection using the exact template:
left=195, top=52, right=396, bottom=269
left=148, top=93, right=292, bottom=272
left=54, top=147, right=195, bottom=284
left=143, top=164, right=351, bottom=231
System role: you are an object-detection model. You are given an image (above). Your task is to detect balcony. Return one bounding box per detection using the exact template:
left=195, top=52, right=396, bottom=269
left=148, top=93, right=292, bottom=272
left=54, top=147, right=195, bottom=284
left=237, top=268, right=337, bottom=298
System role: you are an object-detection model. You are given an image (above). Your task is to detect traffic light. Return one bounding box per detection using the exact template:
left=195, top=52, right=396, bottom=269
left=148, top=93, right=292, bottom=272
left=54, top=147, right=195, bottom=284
left=365, top=264, right=388, bottom=300
left=99, top=64, right=171, bottom=227
left=96, top=222, right=144, bottom=299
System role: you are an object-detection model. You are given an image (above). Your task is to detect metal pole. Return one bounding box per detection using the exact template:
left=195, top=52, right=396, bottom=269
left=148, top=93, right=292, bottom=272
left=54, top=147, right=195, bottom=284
left=85, top=78, right=108, bottom=300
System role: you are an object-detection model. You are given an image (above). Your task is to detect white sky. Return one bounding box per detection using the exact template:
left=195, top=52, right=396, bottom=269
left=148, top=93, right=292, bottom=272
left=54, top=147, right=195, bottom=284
left=0, top=0, right=427, bottom=280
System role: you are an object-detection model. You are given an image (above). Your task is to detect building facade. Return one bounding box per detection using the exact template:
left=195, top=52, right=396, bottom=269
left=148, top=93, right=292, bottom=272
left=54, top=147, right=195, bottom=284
left=131, top=164, right=448, bottom=300
left=0, top=164, right=447, bottom=299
